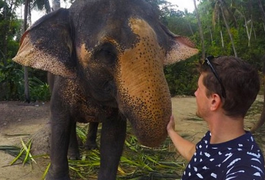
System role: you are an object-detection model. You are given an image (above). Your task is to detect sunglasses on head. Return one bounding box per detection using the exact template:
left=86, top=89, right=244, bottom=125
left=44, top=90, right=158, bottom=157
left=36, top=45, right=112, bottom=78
left=204, top=56, right=226, bottom=99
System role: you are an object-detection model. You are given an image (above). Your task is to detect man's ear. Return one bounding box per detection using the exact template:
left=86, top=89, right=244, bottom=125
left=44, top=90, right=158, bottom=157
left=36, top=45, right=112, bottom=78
left=210, top=93, right=222, bottom=111
left=13, top=8, right=76, bottom=78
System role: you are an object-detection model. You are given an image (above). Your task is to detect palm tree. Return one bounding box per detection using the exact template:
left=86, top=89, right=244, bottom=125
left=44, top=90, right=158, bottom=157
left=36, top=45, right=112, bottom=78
left=218, top=0, right=237, bottom=57
left=212, top=0, right=238, bottom=57
left=23, top=0, right=30, bottom=102
left=258, top=0, right=265, bottom=25
left=193, top=0, right=205, bottom=60
left=235, top=8, right=253, bottom=47
left=32, top=0, right=51, bottom=13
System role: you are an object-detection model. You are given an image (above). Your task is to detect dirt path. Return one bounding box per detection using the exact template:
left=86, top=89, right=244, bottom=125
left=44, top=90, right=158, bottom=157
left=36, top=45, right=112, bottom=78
left=0, top=101, right=50, bottom=180
left=0, top=97, right=264, bottom=180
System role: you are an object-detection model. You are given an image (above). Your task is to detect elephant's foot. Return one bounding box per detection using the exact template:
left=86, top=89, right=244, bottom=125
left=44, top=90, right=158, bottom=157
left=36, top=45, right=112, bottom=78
left=67, top=148, right=80, bottom=160
left=85, top=140, right=98, bottom=150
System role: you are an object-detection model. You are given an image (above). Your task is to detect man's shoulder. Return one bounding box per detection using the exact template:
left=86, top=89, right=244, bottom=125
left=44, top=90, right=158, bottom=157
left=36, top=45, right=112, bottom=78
left=225, top=157, right=265, bottom=179
left=223, top=146, right=265, bottom=179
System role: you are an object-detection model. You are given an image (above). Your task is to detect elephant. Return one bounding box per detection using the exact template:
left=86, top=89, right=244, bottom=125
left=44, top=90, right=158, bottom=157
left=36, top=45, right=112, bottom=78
left=13, top=0, right=198, bottom=179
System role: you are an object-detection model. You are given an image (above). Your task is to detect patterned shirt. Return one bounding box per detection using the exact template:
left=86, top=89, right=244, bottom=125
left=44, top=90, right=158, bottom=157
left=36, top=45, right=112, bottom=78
left=182, top=131, right=265, bottom=180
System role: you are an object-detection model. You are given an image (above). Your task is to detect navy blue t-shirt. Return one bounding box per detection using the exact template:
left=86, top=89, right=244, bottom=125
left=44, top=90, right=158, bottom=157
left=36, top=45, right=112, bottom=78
left=182, top=131, right=265, bottom=180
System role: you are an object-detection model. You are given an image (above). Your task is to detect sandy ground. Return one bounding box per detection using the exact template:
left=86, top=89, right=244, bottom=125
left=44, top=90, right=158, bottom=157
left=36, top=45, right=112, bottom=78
left=0, top=96, right=264, bottom=180
left=0, top=101, right=50, bottom=180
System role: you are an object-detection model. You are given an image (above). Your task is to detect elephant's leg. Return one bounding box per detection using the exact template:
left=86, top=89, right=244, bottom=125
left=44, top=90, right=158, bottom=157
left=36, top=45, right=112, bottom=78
left=46, top=114, right=72, bottom=180
left=85, top=122, right=99, bottom=150
left=68, top=121, right=80, bottom=159
left=98, top=115, right=126, bottom=180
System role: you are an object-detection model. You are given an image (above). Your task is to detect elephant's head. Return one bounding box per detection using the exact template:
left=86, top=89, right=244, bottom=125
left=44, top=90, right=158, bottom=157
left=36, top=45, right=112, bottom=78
left=13, top=0, right=198, bottom=147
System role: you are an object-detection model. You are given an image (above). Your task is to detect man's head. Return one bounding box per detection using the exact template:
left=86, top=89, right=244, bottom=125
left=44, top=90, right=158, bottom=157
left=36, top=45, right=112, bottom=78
left=199, top=56, right=260, bottom=118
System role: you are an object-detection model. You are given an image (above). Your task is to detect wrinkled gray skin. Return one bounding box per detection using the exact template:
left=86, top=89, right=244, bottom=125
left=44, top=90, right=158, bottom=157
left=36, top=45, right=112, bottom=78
left=13, top=0, right=198, bottom=179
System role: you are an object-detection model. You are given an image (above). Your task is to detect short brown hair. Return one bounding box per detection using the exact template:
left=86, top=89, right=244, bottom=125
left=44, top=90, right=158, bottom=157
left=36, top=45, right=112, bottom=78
left=199, top=56, right=260, bottom=118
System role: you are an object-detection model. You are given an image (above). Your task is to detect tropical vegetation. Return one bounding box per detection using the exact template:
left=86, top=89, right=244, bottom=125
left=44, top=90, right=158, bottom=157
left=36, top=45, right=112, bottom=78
left=1, top=0, right=265, bottom=100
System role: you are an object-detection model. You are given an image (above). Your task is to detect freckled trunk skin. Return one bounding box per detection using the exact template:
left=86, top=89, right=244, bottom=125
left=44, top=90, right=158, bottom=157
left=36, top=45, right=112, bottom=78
left=117, top=61, right=171, bottom=147
left=116, top=19, right=171, bottom=147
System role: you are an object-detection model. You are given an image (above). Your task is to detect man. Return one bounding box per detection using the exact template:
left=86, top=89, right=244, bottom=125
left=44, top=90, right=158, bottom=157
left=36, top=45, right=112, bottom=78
left=167, top=56, right=265, bottom=179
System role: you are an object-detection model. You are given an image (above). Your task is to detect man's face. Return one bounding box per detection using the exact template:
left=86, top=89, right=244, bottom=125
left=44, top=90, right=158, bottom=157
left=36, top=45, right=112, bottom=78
left=194, top=73, right=210, bottom=118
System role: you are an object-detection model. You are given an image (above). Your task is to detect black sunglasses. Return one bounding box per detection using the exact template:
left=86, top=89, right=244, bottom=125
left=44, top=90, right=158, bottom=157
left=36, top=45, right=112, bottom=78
left=204, top=56, right=226, bottom=98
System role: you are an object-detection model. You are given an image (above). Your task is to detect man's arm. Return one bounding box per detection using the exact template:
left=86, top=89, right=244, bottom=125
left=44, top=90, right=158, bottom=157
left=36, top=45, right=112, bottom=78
left=167, top=115, right=196, bottom=161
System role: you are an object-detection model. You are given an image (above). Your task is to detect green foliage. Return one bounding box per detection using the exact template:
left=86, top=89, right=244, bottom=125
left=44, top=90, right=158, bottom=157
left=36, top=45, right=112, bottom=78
left=0, top=0, right=22, bottom=63
left=28, top=76, right=51, bottom=101
left=2, top=0, right=265, bottom=100
left=3, top=124, right=184, bottom=180
left=162, top=0, right=265, bottom=97
left=165, top=57, right=199, bottom=96
left=0, top=139, right=37, bottom=166
left=0, top=0, right=51, bottom=102
left=0, top=59, right=50, bottom=101
left=68, top=125, right=184, bottom=180
left=0, top=60, right=24, bottom=100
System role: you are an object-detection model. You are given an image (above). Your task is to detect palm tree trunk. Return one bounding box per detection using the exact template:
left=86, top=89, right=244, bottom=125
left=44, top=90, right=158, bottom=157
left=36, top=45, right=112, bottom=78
left=220, top=30, right=224, bottom=48
left=258, top=0, right=265, bottom=25
left=23, top=0, right=30, bottom=103
left=193, top=0, right=205, bottom=60
left=218, top=0, right=237, bottom=57
left=209, top=27, right=213, bottom=45
left=2, top=1, right=9, bottom=66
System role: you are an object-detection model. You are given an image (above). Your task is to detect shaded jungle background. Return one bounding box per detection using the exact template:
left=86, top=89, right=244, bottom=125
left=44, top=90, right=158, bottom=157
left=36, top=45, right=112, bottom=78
left=1, top=0, right=265, bottom=101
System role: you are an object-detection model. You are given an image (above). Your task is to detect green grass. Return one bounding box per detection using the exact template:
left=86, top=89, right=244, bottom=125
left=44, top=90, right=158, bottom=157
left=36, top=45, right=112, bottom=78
left=69, top=125, right=185, bottom=180
left=0, top=124, right=185, bottom=180
left=186, top=117, right=202, bottom=121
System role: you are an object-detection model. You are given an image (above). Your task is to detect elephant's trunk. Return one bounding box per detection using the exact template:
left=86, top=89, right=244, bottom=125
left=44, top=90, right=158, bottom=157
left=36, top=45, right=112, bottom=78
left=117, top=70, right=171, bottom=147
left=119, top=84, right=171, bottom=147
left=116, top=45, right=171, bottom=147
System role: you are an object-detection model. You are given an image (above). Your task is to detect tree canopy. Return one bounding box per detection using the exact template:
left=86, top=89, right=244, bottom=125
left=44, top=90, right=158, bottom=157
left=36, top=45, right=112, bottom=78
left=1, top=0, right=265, bottom=100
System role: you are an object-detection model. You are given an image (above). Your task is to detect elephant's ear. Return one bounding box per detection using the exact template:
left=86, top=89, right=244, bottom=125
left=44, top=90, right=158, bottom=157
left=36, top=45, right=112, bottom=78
left=13, top=8, right=76, bottom=78
left=163, top=27, right=199, bottom=65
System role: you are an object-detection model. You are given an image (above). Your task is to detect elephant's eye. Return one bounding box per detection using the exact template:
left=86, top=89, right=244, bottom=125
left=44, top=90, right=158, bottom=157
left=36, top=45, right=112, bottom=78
left=94, top=43, right=117, bottom=65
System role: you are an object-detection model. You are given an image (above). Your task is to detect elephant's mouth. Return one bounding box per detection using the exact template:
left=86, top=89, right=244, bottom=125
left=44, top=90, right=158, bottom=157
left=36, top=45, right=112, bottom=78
left=125, top=108, right=170, bottom=147
left=118, top=91, right=171, bottom=147
left=97, top=80, right=118, bottom=107
left=103, top=80, right=117, bottom=97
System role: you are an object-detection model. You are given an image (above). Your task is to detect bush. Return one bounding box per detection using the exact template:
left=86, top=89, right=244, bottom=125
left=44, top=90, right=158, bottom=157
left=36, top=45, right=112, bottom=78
left=0, top=60, right=50, bottom=101
left=0, top=60, right=24, bottom=100
left=165, top=57, right=199, bottom=97
left=28, top=76, right=51, bottom=101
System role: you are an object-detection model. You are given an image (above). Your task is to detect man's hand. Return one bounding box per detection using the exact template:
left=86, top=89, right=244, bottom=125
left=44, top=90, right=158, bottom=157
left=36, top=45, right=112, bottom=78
left=167, top=115, right=176, bottom=133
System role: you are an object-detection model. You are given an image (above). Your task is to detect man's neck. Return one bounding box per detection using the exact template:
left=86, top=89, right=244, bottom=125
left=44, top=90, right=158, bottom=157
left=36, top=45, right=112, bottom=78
left=207, top=114, right=245, bottom=144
